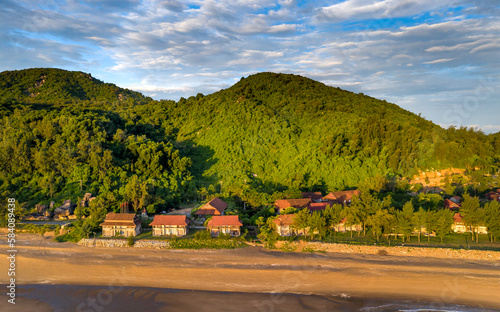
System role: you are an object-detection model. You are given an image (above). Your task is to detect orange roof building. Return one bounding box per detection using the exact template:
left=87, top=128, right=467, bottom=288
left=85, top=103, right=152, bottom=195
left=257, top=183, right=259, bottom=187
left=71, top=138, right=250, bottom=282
left=322, top=190, right=360, bottom=205
left=207, top=215, right=243, bottom=236
left=100, top=213, right=142, bottom=237
left=272, top=214, right=303, bottom=236
left=308, top=202, right=329, bottom=212
left=302, top=192, right=323, bottom=202
left=274, top=198, right=312, bottom=212
left=195, top=197, right=228, bottom=216
left=151, top=215, right=191, bottom=236
left=444, top=199, right=460, bottom=210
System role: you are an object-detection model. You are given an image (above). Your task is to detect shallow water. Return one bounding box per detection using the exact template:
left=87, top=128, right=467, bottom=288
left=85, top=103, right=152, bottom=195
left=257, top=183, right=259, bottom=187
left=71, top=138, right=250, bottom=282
left=1, top=284, right=498, bottom=312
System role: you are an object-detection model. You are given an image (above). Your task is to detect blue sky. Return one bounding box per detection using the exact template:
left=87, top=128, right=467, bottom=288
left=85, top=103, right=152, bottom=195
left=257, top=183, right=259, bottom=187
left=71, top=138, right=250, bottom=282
left=1, top=0, right=499, bottom=133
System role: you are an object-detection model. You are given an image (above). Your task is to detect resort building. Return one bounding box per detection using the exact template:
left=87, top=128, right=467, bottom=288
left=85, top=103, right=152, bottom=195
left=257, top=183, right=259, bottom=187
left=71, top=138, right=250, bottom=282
left=207, top=215, right=243, bottom=236
left=274, top=198, right=312, bottom=213
left=273, top=214, right=305, bottom=236
left=452, top=213, right=488, bottom=234
left=444, top=199, right=460, bottom=210
left=301, top=192, right=323, bottom=202
left=195, top=197, right=228, bottom=217
left=322, top=190, right=360, bottom=205
left=150, top=215, right=190, bottom=236
left=100, top=212, right=142, bottom=237
left=307, top=202, right=330, bottom=212
left=333, top=217, right=363, bottom=233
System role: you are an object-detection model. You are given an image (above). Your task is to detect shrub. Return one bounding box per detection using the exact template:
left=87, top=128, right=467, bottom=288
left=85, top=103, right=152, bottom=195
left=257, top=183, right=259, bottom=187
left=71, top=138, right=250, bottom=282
left=218, top=233, right=231, bottom=240
left=280, top=241, right=297, bottom=252
left=127, top=236, right=135, bottom=247
left=194, top=230, right=212, bottom=240
left=377, top=249, right=388, bottom=256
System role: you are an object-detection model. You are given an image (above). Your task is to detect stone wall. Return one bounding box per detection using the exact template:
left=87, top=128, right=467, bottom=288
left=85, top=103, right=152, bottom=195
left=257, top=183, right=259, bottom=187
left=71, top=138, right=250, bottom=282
left=275, top=241, right=500, bottom=261
left=78, top=238, right=170, bottom=249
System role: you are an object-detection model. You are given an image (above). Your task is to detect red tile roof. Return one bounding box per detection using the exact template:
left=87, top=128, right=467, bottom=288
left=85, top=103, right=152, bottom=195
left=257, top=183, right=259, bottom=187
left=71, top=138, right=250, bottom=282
left=453, top=213, right=463, bottom=223
left=323, top=190, right=360, bottom=203
left=195, top=197, right=228, bottom=215
left=273, top=214, right=295, bottom=226
left=207, top=215, right=243, bottom=227
left=100, top=213, right=142, bottom=227
left=274, top=198, right=312, bottom=211
left=308, top=202, right=329, bottom=212
left=302, top=192, right=323, bottom=201
left=444, top=199, right=460, bottom=210
left=150, top=215, right=190, bottom=226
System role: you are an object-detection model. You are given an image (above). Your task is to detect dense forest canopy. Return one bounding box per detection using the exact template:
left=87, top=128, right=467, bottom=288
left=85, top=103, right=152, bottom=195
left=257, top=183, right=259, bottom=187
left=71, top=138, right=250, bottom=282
left=1, top=68, right=499, bottom=211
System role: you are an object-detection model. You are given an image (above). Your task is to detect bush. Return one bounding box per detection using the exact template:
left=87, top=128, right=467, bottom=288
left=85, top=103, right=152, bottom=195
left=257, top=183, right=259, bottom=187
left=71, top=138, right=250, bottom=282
left=169, top=237, right=246, bottom=249
left=377, top=249, right=388, bottom=256
left=194, top=230, right=212, bottom=240
left=218, top=233, right=231, bottom=240
left=280, top=241, right=297, bottom=252
left=127, top=236, right=135, bottom=247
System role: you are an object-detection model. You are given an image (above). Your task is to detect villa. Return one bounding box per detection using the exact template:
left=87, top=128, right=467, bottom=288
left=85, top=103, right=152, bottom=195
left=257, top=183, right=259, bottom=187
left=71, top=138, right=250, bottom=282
left=207, top=215, right=243, bottom=236
left=150, top=215, right=190, bottom=236
left=195, top=197, right=228, bottom=217
left=100, top=212, right=142, bottom=237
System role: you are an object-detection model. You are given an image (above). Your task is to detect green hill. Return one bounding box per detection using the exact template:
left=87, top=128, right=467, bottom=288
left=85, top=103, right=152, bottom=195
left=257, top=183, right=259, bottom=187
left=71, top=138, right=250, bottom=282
left=150, top=72, right=498, bottom=197
left=0, top=68, right=149, bottom=105
left=0, top=69, right=498, bottom=211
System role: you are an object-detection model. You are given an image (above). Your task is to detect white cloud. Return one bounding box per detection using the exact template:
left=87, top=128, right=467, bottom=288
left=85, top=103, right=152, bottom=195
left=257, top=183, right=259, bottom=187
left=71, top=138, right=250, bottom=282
left=423, top=58, right=453, bottom=64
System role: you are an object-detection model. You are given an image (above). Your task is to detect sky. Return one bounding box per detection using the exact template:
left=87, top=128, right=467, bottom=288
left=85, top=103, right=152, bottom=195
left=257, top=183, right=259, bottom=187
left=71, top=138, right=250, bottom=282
left=1, top=0, right=499, bottom=133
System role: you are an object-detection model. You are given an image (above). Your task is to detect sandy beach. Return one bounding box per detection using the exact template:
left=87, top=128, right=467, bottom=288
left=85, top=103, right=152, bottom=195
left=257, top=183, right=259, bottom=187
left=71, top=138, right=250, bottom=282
left=1, top=234, right=500, bottom=311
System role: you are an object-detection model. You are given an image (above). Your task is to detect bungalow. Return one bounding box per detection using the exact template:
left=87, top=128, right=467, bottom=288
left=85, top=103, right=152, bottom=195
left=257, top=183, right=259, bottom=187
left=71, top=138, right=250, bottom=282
left=444, top=199, right=460, bottom=210
left=207, top=215, right=243, bottom=236
left=274, top=198, right=312, bottom=213
left=322, top=190, right=360, bottom=205
left=302, top=192, right=323, bottom=202
left=333, top=217, right=362, bottom=233
left=452, top=213, right=488, bottom=234
left=308, top=202, right=329, bottom=212
left=150, top=215, right=190, bottom=236
left=272, top=214, right=305, bottom=236
left=100, top=212, right=142, bottom=237
left=450, top=196, right=462, bottom=204
left=195, top=197, right=228, bottom=217
left=485, top=190, right=500, bottom=202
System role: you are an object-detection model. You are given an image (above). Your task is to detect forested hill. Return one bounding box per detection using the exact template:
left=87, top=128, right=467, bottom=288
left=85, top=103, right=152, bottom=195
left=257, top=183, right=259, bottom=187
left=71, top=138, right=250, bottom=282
left=0, top=69, right=498, bottom=211
left=152, top=72, right=499, bottom=197
left=0, top=68, right=150, bottom=106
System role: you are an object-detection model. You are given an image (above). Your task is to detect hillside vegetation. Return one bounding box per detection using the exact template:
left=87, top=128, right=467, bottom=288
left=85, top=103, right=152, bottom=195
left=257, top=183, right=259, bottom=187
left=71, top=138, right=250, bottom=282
left=0, top=69, right=498, bottom=213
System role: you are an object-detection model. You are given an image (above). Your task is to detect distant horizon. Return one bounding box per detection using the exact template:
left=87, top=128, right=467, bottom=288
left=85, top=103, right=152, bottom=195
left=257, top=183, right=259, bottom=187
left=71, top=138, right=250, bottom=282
left=1, top=0, right=499, bottom=133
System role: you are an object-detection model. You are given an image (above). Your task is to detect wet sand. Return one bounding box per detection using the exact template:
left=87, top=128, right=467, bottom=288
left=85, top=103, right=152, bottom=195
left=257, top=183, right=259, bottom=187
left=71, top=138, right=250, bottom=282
left=1, top=234, right=500, bottom=311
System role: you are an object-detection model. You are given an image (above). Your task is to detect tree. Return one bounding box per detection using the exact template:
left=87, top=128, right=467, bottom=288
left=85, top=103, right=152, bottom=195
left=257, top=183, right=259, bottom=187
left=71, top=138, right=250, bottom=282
left=483, top=201, right=500, bottom=243
left=460, top=194, right=481, bottom=242
left=367, top=208, right=392, bottom=242
left=412, top=207, right=427, bottom=242
left=323, top=204, right=343, bottom=233
left=396, top=202, right=414, bottom=242
left=292, top=208, right=311, bottom=239
left=124, top=175, right=149, bottom=212
left=309, top=211, right=327, bottom=240
left=435, top=209, right=454, bottom=243
left=280, top=207, right=297, bottom=215
left=425, top=210, right=438, bottom=242
left=343, top=202, right=361, bottom=238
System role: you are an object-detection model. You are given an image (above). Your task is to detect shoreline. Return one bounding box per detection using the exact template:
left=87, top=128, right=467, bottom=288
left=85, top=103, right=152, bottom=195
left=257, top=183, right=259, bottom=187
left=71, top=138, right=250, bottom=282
left=1, top=234, right=500, bottom=310
left=3, top=284, right=498, bottom=312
